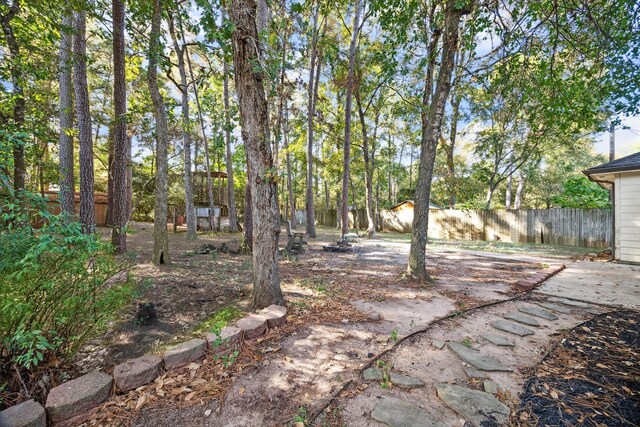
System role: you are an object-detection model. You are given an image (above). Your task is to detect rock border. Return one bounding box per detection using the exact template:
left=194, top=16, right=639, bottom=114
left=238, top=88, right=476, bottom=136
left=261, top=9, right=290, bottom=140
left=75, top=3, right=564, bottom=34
left=0, top=305, right=287, bottom=427
left=513, top=263, right=565, bottom=292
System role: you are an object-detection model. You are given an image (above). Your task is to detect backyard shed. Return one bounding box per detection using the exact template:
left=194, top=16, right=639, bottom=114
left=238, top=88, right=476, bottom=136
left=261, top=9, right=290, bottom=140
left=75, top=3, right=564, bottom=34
left=584, top=151, right=640, bottom=263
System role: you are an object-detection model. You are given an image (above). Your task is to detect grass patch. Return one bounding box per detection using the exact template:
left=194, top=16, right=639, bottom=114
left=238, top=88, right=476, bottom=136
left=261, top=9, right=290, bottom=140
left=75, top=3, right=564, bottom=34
left=191, top=306, right=244, bottom=336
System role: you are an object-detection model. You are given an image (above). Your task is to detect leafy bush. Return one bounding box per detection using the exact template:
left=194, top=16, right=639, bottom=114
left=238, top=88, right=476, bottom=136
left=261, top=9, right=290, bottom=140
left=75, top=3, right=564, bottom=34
left=0, top=193, right=134, bottom=374
left=552, top=176, right=611, bottom=209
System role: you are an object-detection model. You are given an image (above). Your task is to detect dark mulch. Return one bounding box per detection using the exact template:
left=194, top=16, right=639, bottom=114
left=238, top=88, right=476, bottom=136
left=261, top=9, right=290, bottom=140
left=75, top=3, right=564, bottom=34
left=516, top=310, right=640, bottom=426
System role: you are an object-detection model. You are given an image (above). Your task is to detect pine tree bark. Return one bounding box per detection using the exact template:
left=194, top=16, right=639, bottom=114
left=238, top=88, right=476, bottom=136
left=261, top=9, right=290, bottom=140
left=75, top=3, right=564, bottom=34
left=58, top=11, right=74, bottom=214
left=340, top=0, right=361, bottom=238
left=1, top=1, right=26, bottom=191
left=514, top=170, right=524, bottom=209
left=305, top=4, right=319, bottom=238
left=148, top=0, right=170, bottom=265
left=230, top=0, right=284, bottom=309
left=408, top=0, right=475, bottom=281
left=111, top=0, right=128, bottom=253
left=284, top=103, right=296, bottom=228
left=168, top=16, right=197, bottom=239
left=73, top=10, right=95, bottom=233
left=356, top=94, right=376, bottom=238
left=223, top=62, right=239, bottom=232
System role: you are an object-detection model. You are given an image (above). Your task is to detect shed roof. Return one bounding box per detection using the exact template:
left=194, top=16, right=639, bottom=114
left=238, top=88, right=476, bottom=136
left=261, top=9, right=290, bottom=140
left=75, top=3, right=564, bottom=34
left=583, top=151, right=640, bottom=175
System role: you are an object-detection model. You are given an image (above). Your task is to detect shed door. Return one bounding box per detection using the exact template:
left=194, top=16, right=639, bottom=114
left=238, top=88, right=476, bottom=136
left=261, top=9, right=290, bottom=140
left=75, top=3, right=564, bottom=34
left=617, top=172, right=640, bottom=263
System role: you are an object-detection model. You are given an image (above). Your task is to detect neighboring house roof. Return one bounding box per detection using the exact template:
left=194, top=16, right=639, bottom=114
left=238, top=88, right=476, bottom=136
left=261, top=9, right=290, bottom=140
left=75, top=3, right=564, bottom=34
left=390, top=200, right=441, bottom=210
left=584, top=151, right=640, bottom=175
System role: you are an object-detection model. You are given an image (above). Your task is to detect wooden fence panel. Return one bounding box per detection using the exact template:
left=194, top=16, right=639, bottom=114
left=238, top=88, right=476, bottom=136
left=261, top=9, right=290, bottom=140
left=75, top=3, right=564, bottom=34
left=315, top=208, right=611, bottom=248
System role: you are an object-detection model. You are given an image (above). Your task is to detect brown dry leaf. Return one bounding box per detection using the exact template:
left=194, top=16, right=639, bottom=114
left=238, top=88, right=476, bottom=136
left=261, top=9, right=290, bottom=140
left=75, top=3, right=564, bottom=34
left=135, top=394, right=147, bottom=411
left=622, top=386, right=633, bottom=394
left=550, top=390, right=558, bottom=399
left=595, top=363, right=608, bottom=369
left=184, top=392, right=196, bottom=401
left=238, top=386, right=245, bottom=395
left=519, top=412, right=529, bottom=421
left=191, top=378, right=208, bottom=386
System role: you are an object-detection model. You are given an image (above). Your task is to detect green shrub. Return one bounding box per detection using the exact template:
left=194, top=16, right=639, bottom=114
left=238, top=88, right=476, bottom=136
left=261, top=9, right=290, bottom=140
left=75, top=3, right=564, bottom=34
left=0, top=194, right=134, bottom=373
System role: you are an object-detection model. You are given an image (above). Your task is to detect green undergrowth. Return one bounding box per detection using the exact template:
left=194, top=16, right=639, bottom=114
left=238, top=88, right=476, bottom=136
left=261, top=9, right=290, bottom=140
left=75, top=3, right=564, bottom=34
left=191, top=306, right=243, bottom=337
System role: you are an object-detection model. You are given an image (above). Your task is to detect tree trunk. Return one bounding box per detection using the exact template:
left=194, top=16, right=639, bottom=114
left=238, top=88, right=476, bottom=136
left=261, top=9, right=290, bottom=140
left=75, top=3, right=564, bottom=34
left=340, top=0, right=361, bottom=238
left=505, top=170, right=512, bottom=209
left=243, top=170, right=254, bottom=249
left=148, top=0, right=170, bottom=265
left=168, top=16, right=197, bottom=239
left=58, top=11, right=74, bottom=214
left=231, top=0, right=284, bottom=309
left=73, top=10, right=95, bottom=233
left=514, top=170, right=524, bottom=209
left=127, top=132, right=133, bottom=219
left=447, top=94, right=461, bottom=208
left=284, top=102, right=296, bottom=229
left=1, top=1, right=25, bottom=191
left=111, top=0, right=128, bottom=253
left=223, top=62, right=239, bottom=232
left=408, top=0, right=474, bottom=281
left=356, top=95, right=375, bottom=238
left=105, top=125, right=115, bottom=226
left=305, top=4, right=319, bottom=238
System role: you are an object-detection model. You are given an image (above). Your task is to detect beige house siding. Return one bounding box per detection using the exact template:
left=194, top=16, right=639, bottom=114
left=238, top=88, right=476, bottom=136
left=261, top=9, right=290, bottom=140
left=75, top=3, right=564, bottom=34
left=615, top=171, right=640, bottom=263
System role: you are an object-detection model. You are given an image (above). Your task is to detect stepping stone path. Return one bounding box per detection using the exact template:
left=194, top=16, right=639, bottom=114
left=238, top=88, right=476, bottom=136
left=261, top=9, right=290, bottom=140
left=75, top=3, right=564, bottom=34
left=491, top=319, right=535, bottom=336
left=371, top=396, right=446, bottom=427
left=547, top=297, right=591, bottom=308
left=503, top=312, right=540, bottom=327
left=483, top=380, right=499, bottom=395
left=536, top=301, right=572, bottom=314
left=362, top=368, right=425, bottom=389
left=480, top=333, right=515, bottom=347
left=448, top=342, right=512, bottom=372
left=463, top=366, right=489, bottom=379
left=518, top=305, right=558, bottom=320
left=436, top=383, right=510, bottom=427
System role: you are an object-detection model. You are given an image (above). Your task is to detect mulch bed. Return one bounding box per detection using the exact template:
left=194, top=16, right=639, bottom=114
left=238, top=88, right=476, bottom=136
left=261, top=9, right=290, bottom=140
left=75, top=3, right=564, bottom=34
left=516, top=310, right=640, bottom=426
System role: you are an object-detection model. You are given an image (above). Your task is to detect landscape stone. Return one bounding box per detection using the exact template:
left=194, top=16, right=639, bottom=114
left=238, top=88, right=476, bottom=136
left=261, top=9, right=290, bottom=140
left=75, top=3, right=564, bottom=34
left=113, top=354, right=163, bottom=392
left=362, top=368, right=425, bottom=388
left=258, top=304, right=287, bottom=327
left=535, top=302, right=572, bottom=314
left=0, top=399, right=46, bottom=427
left=518, top=305, right=558, bottom=320
left=547, top=297, right=591, bottom=308
left=163, top=338, right=206, bottom=370
left=436, top=383, right=510, bottom=427
left=236, top=314, right=268, bottom=339
left=431, top=339, right=446, bottom=350
left=205, top=325, right=242, bottom=353
left=491, top=320, right=535, bottom=337
left=463, top=366, right=489, bottom=379
left=45, top=371, right=112, bottom=423
left=503, top=312, right=540, bottom=327
left=448, top=342, right=511, bottom=372
left=480, top=334, right=515, bottom=347
left=483, top=380, right=499, bottom=395
left=371, top=396, right=446, bottom=427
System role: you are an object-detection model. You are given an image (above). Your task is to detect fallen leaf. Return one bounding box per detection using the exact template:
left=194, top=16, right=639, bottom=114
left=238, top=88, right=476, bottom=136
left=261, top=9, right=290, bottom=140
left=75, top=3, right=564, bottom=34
left=238, top=386, right=245, bottom=395
left=184, top=392, right=196, bottom=401
left=135, top=395, right=147, bottom=411
left=550, top=390, right=558, bottom=399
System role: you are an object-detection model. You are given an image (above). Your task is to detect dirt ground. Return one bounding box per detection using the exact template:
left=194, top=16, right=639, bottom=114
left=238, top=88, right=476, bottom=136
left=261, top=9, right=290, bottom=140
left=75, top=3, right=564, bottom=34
left=74, top=223, right=556, bottom=426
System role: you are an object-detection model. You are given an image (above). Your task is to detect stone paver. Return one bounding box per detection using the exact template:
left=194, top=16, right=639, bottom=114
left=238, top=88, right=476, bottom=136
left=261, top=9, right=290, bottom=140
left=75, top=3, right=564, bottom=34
left=547, top=297, right=591, bottom=308
left=362, top=368, right=424, bottom=388
left=0, top=399, right=46, bottom=427
left=163, top=338, right=206, bottom=370
left=45, top=371, right=112, bottom=423
left=480, top=333, right=515, bottom=347
left=503, top=312, right=540, bottom=327
left=436, top=383, right=510, bottom=427
left=371, top=396, right=446, bottom=427
left=518, top=305, right=558, bottom=320
left=258, top=304, right=287, bottom=327
left=114, top=354, right=163, bottom=392
left=483, top=380, right=499, bottom=395
left=490, top=319, right=535, bottom=336
left=448, top=342, right=511, bottom=372
left=463, top=366, right=489, bottom=379
left=431, top=339, right=446, bottom=350
left=236, top=314, right=268, bottom=339
left=206, top=325, right=242, bottom=354
left=535, top=301, right=572, bottom=314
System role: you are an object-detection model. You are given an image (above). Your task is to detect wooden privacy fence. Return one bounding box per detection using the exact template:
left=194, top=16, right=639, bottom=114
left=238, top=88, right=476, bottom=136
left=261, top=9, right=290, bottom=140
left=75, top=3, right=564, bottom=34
left=315, top=208, right=612, bottom=248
